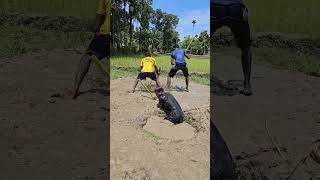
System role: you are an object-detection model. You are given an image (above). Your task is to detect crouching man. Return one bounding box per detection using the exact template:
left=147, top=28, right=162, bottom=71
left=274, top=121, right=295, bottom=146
left=155, top=87, right=184, bottom=124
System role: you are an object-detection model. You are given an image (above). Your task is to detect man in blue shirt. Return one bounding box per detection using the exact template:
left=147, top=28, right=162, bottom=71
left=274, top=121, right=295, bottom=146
left=212, top=0, right=253, bottom=96
left=166, top=46, right=190, bottom=92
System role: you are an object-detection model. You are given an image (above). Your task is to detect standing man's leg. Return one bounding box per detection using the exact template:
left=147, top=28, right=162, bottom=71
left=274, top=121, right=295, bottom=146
left=241, top=46, right=252, bottom=95
left=185, top=76, right=189, bottom=92
left=230, top=6, right=253, bottom=96
left=166, top=67, right=177, bottom=90
left=131, top=79, right=140, bottom=93
left=166, top=76, right=171, bottom=90
left=155, top=78, right=161, bottom=88
left=72, top=53, right=93, bottom=99
left=131, top=73, right=145, bottom=93
left=182, top=66, right=190, bottom=92
left=71, top=34, right=109, bottom=99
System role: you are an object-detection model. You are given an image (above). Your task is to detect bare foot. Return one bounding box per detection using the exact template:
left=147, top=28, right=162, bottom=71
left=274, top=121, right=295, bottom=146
left=128, top=89, right=135, bottom=93
left=240, top=83, right=252, bottom=96
left=62, top=88, right=78, bottom=99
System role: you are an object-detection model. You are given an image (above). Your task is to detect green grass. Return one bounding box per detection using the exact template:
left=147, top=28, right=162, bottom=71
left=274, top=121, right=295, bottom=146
left=0, top=0, right=97, bottom=18
left=111, top=54, right=210, bottom=85
left=246, top=0, right=320, bottom=36
left=1, top=0, right=320, bottom=36
left=215, top=47, right=320, bottom=77
left=0, top=25, right=91, bottom=58
left=142, top=129, right=162, bottom=145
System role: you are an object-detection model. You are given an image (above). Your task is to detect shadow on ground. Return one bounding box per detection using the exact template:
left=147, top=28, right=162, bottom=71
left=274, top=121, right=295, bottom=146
left=211, top=76, right=242, bottom=96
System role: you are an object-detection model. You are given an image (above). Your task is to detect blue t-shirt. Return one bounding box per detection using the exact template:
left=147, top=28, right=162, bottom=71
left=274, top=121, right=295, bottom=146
left=213, top=0, right=244, bottom=5
left=171, top=48, right=186, bottom=65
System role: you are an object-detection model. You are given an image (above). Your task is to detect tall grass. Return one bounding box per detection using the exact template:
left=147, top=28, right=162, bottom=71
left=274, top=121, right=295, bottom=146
left=246, top=0, right=320, bottom=36
left=111, top=54, right=210, bottom=85
left=0, top=0, right=97, bottom=17
left=111, top=55, right=210, bottom=74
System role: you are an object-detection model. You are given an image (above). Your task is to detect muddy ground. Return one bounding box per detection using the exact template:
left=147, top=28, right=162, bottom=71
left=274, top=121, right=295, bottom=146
left=212, top=52, right=320, bottom=180
left=0, top=49, right=107, bottom=180
left=110, top=77, right=210, bottom=180
left=1, top=48, right=319, bottom=180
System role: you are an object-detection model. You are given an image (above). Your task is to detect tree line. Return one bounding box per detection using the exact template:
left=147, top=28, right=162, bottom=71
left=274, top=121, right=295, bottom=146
left=111, top=0, right=179, bottom=53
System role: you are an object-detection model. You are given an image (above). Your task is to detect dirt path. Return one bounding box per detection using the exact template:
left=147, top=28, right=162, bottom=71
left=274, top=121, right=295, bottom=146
left=0, top=50, right=107, bottom=180
left=212, top=53, right=320, bottom=179
left=110, top=77, right=210, bottom=179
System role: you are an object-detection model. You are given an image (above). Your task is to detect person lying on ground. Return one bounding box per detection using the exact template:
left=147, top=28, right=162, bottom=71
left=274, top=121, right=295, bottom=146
left=155, top=87, right=184, bottom=124
left=211, top=0, right=253, bottom=96
left=130, top=51, right=160, bottom=93
left=166, top=44, right=190, bottom=92
left=68, top=0, right=110, bottom=99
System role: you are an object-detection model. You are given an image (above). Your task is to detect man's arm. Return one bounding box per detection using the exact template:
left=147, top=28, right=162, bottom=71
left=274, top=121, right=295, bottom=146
left=94, top=14, right=105, bottom=34
left=171, top=58, right=176, bottom=66
left=184, top=51, right=190, bottom=59
left=95, top=0, right=106, bottom=34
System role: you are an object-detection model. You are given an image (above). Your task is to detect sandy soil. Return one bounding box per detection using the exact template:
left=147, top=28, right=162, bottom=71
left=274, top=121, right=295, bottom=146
left=110, top=77, right=210, bottom=180
left=0, top=50, right=107, bottom=180
left=212, top=53, right=320, bottom=180
left=1, top=48, right=319, bottom=180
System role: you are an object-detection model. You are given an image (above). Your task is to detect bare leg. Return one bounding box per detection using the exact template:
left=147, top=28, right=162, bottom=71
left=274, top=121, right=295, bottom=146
left=131, top=79, right=139, bottom=93
left=185, top=76, right=189, bottom=92
left=240, top=46, right=252, bottom=96
left=166, top=76, right=171, bottom=90
left=72, top=54, right=92, bottom=99
left=155, top=79, right=160, bottom=88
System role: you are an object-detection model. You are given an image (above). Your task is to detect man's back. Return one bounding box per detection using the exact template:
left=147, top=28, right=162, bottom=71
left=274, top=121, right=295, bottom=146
left=159, top=92, right=183, bottom=115
left=140, top=57, right=156, bottom=73
left=172, top=48, right=186, bottom=65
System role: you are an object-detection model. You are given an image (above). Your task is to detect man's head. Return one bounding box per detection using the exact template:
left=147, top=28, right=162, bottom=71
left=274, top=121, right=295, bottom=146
left=155, top=87, right=165, bottom=98
left=144, top=50, right=152, bottom=57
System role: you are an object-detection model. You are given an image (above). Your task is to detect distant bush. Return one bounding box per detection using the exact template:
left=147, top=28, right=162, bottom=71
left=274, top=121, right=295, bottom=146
left=212, top=28, right=320, bottom=55
left=0, top=14, right=94, bottom=32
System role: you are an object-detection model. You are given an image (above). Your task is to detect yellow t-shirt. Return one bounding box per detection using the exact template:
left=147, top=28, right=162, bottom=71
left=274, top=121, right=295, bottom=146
left=140, top=57, right=157, bottom=73
left=97, top=0, right=111, bottom=35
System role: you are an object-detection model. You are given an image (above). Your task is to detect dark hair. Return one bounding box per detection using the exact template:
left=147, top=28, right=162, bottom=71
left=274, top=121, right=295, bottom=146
left=155, top=87, right=164, bottom=93
left=144, top=50, right=151, bottom=57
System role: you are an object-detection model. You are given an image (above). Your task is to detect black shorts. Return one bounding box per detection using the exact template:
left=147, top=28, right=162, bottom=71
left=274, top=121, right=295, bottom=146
left=137, top=72, right=157, bottom=81
left=87, top=34, right=110, bottom=60
left=168, top=64, right=189, bottom=78
left=211, top=3, right=251, bottom=48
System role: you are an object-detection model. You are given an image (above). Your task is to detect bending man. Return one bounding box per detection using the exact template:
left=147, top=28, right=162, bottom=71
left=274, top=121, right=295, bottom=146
left=131, top=51, right=160, bottom=93
left=155, top=87, right=184, bottom=124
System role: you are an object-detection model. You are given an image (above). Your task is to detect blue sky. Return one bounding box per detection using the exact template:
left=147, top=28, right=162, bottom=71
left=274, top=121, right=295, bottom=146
left=152, top=0, right=210, bottom=40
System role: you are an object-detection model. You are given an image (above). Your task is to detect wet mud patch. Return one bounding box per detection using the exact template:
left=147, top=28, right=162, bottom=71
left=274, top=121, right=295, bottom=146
left=142, top=116, right=195, bottom=142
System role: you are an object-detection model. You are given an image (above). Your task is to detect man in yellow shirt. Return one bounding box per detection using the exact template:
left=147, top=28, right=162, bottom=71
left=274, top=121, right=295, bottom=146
left=130, top=51, right=160, bottom=93
left=70, top=0, right=110, bottom=99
